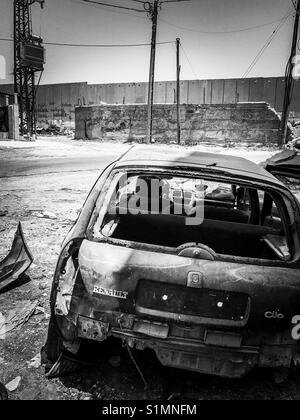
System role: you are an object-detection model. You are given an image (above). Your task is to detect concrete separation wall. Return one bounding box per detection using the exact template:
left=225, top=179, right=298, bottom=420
left=75, top=102, right=283, bottom=145
left=1, top=77, right=300, bottom=128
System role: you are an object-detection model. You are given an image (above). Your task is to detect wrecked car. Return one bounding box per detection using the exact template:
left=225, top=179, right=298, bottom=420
left=44, top=146, right=300, bottom=379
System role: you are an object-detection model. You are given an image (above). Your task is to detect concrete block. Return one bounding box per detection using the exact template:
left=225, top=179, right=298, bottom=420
left=75, top=102, right=282, bottom=145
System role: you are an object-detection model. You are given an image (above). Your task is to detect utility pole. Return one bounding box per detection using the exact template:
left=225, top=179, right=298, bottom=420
left=280, top=0, right=300, bottom=146
left=145, top=0, right=190, bottom=144
left=146, top=0, right=159, bottom=144
left=176, top=38, right=181, bottom=144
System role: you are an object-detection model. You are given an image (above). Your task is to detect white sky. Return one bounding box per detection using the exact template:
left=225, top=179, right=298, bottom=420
left=0, top=0, right=298, bottom=85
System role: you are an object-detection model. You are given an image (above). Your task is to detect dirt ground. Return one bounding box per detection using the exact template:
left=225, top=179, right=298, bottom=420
left=1, top=137, right=300, bottom=400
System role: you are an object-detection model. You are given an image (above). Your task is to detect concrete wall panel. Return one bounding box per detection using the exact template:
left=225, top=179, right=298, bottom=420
left=135, top=83, right=147, bottom=103
left=211, top=80, right=224, bottom=104
left=124, top=84, right=136, bottom=104
left=224, top=79, right=237, bottom=103
left=180, top=81, right=188, bottom=104
left=263, top=78, right=277, bottom=108
left=187, top=80, right=202, bottom=104
left=165, top=81, right=176, bottom=104
left=249, top=78, right=265, bottom=102
left=61, top=84, right=72, bottom=125
left=154, top=82, right=166, bottom=104
left=52, top=85, right=62, bottom=121
left=45, top=85, right=54, bottom=122
left=236, top=79, right=249, bottom=102
left=275, top=78, right=285, bottom=111
left=87, top=85, right=97, bottom=105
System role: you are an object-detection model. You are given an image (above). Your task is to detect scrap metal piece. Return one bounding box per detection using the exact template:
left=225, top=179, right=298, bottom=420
left=0, top=222, right=33, bottom=293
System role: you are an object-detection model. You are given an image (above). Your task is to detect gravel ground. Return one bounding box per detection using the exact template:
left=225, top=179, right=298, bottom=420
left=1, top=137, right=300, bottom=400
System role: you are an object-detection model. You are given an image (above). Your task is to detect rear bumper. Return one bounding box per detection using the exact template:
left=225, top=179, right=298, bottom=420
left=61, top=312, right=298, bottom=379
left=110, top=326, right=260, bottom=379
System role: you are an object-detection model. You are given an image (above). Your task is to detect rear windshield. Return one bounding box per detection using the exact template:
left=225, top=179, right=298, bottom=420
left=92, top=172, right=291, bottom=262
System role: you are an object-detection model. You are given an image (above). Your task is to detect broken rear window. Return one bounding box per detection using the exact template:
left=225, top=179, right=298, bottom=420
left=91, top=171, right=292, bottom=262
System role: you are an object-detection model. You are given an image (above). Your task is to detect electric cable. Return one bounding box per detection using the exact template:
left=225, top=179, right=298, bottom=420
left=179, top=40, right=199, bottom=80
left=159, top=11, right=293, bottom=34
left=0, top=38, right=174, bottom=48
left=242, top=14, right=291, bottom=78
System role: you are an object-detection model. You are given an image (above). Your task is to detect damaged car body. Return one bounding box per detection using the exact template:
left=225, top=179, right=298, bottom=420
left=44, top=146, right=300, bottom=379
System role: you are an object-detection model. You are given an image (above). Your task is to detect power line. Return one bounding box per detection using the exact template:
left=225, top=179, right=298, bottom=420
left=159, top=12, right=293, bottom=34
left=71, top=0, right=147, bottom=19
left=291, top=0, right=297, bottom=11
left=179, top=41, right=199, bottom=80
left=242, top=14, right=291, bottom=78
left=81, top=0, right=146, bottom=13
left=45, top=40, right=173, bottom=47
left=242, top=18, right=289, bottom=78
left=0, top=37, right=174, bottom=48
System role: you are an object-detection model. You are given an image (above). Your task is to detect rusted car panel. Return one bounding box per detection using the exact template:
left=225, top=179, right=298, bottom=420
left=45, top=147, right=300, bottom=379
left=0, top=222, right=33, bottom=293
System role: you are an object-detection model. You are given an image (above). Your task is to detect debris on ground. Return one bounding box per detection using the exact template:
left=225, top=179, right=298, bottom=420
left=34, top=306, right=45, bottom=315
left=0, top=300, right=38, bottom=339
left=5, top=376, right=21, bottom=392
left=0, top=222, right=34, bottom=293
left=33, top=211, right=58, bottom=220
left=36, top=125, right=74, bottom=137
left=27, top=354, right=42, bottom=369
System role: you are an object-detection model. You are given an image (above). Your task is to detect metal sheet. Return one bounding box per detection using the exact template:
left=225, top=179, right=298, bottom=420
left=0, top=222, right=33, bottom=293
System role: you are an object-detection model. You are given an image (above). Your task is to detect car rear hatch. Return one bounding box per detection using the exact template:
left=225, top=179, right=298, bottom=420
left=77, top=241, right=300, bottom=333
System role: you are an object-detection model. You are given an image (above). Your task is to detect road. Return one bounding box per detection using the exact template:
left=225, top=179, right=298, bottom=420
left=0, top=137, right=132, bottom=178
left=0, top=137, right=277, bottom=179
left=0, top=154, right=121, bottom=178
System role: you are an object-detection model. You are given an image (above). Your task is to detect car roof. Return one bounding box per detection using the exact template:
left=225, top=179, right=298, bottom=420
left=115, top=146, right=283, bottom=186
